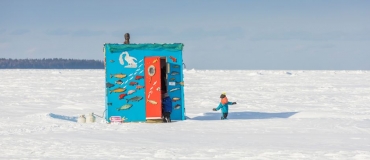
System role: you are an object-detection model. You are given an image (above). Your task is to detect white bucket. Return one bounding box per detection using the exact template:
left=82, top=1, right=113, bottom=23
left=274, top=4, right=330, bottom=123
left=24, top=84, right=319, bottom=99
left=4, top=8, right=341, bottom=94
left=86, top=113, right=96, bottom=123
left=77, top=115, right=86, bottom=123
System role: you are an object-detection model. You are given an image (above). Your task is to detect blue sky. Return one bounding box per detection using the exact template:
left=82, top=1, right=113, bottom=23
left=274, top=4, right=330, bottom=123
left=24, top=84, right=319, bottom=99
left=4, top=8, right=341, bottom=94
left=1, top=0, right=369, bottom=69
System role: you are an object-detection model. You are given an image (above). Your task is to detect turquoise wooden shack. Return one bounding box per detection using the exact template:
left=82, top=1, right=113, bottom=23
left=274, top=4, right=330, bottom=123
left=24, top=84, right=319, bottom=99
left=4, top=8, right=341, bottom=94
left=104, top=43, right=185, bottom=123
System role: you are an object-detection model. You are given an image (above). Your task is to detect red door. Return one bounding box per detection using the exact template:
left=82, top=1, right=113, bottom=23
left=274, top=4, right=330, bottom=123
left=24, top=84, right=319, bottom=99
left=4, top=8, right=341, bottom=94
left=144, top=57, right=162, bottom=119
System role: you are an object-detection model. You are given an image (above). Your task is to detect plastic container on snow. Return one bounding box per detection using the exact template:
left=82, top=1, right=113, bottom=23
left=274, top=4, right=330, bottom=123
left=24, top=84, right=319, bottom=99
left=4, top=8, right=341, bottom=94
left=77, top=115, right=86, bottom=123
left=86, top=113, right=96, bottom=123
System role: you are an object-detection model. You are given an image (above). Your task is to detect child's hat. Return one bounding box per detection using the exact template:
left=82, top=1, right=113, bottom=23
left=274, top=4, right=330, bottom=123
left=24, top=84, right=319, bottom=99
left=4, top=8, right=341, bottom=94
left=221, top=92, right=226, bottom=95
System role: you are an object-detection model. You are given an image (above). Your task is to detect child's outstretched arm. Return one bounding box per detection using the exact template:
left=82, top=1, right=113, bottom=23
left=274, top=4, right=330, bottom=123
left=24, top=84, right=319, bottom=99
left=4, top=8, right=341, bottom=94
left=228, top=102, right=237, bottom=105
left=213, top=103, right=224, bottom=111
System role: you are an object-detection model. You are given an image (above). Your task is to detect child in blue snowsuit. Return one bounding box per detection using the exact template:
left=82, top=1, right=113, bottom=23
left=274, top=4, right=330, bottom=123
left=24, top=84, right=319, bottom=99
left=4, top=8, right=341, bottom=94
left=212, top=93, right=237, bottom=120
left=162, top=92, right=173, bottom=123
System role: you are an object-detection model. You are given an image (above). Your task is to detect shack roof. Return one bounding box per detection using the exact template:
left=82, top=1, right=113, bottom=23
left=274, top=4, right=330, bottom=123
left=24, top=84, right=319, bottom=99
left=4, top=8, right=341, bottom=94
left=104, top=43, right=184, bottom=53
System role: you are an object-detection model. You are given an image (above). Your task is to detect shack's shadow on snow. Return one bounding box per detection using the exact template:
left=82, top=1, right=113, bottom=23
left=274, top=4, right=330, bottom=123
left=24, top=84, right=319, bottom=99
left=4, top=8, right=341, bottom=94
left=190, top=111, right=298, bottom=120
left=49, top=113, right=78, bottom=122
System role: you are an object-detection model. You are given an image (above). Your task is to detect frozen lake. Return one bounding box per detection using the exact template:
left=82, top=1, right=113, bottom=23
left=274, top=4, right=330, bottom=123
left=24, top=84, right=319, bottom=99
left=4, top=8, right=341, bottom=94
left=1, top=69, right=370, bottom=159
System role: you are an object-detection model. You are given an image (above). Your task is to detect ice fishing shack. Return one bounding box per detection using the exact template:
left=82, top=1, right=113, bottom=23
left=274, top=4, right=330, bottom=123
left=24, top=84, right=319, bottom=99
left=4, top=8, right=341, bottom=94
left=103, top=40, right=185, bottom=123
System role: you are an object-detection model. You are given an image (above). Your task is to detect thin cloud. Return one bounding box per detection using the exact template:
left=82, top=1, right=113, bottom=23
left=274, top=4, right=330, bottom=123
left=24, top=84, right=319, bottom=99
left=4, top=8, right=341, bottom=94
left=111, top=27, right=245, bottom=41
left=46, top=29, right=70, bottom=36
left=111, top=28, right=173, bottom=38
left=10, top=29, right=30, bottom=35
left=176, top=27, right=245, bottom=41
left=72, top=29, right=106, bottom=37
left=46, top=29, right=107, bottom=37
left=0, top=42, right=10, bottom=49
left=250, top=31, right=370, bottom=41
left=26, top=47, right=37, bottom=54
left=0, top=29, right=6, bottom=34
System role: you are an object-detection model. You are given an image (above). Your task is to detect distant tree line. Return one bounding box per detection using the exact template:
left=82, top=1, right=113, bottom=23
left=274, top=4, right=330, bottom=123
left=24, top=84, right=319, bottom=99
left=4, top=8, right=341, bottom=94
left=0, top=58, right=104, bottom=69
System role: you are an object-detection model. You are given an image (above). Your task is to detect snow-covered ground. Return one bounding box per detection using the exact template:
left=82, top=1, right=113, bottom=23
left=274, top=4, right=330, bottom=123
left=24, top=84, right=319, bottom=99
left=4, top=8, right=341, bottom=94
left=1, top=69, right=370, bottom=159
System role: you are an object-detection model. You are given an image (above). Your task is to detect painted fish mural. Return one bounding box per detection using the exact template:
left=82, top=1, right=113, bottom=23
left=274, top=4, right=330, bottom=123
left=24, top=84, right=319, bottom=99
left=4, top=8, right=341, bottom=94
left=129, top=81, right=138, bottom=86
left=172, top=97, right=180, bottom=102
left=171, top=71, right=179, bottom=76
left=110, top=87, right=126, bottom=94
left=106, top=82, right=115, bottom=88
left=110, top=73, right=127, bottom=79
left=115, top=80, right=123, bottom=85
left=117, top=104, right=133, bottom=111
left=147, top=100, right=158, bottom=105
left=119, top=93, right=127, bottom=100
left=104, top=43, right=185, bottom=122
left=136, top=85, right=145, bottom=90
left=174, top=104, right=181, bottom=109
left=127, top=90, right=136, bottom=95
left=170, top=56, right=177, bottom=62
left=126, top=96, right=143, bottom=103
left=170, top=88, right=180, bottom=92
left=153, top=58, right=158, bottom=63
left=135, top=75, right=144, bottom=80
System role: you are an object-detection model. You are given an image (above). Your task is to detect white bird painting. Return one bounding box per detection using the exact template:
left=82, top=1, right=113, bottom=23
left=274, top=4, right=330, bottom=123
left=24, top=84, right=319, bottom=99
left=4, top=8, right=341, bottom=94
left=118, top=51, right=137, bottom=68
left=119, top=52, right=125, bottom=65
